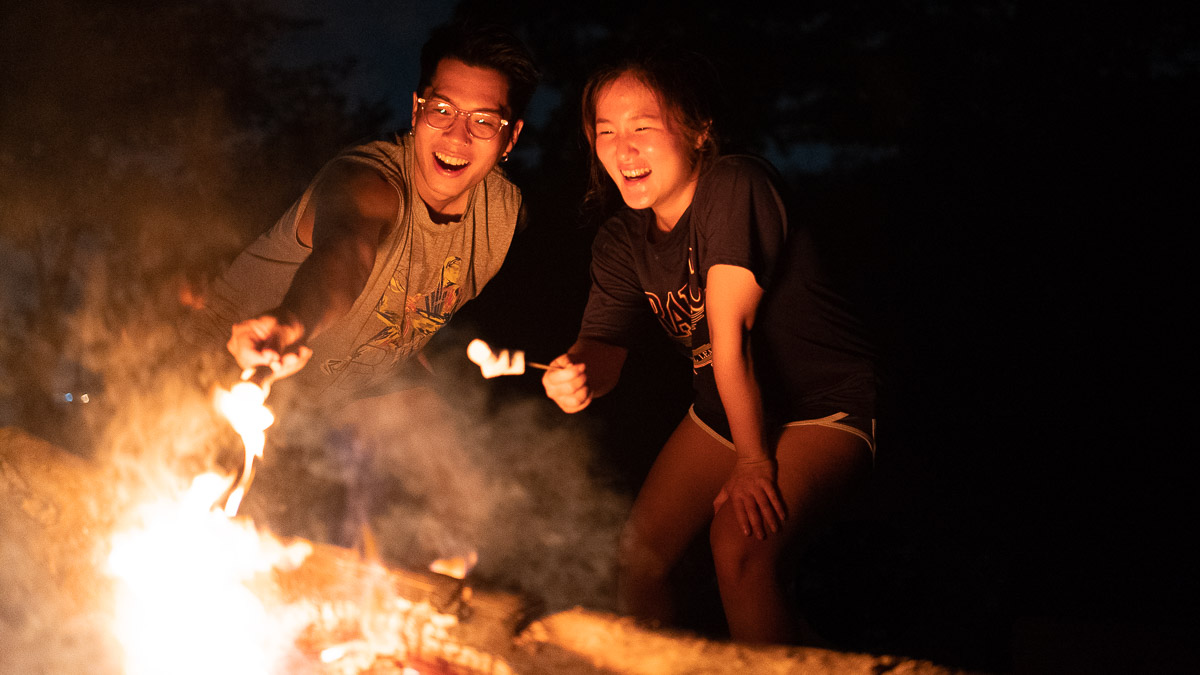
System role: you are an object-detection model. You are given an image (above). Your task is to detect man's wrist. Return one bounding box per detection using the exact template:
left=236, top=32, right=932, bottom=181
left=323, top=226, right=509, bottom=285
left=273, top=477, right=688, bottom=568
left=267, top=307, right=308, bottom=339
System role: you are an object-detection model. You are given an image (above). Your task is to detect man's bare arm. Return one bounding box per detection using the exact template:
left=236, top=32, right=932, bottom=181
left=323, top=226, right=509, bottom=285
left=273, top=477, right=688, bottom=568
left=227, top=162, right=397, bottom=377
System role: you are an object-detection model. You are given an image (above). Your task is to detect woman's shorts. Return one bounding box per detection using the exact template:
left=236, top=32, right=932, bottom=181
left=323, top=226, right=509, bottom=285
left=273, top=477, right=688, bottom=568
left=688, top=406, right=876, bottom=457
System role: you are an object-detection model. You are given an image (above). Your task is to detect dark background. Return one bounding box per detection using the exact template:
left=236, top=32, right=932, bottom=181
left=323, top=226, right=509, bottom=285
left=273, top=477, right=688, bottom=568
left=2, top=1, right=1196, bottom=672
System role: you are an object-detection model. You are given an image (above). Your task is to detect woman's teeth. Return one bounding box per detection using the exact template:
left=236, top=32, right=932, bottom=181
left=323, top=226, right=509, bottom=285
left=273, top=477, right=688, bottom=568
left=621, top=168, right=650, bottom=179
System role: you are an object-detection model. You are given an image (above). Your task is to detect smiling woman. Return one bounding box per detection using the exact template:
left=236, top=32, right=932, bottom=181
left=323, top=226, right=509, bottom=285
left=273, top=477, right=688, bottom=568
left=541, top=53, right=878, bottom=646
left=592, top=75, right=699, bottom=232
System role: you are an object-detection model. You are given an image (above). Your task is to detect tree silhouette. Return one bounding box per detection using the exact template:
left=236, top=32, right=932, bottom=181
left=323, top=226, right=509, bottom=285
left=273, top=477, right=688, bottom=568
left=0, top=0, right=390, bottom=445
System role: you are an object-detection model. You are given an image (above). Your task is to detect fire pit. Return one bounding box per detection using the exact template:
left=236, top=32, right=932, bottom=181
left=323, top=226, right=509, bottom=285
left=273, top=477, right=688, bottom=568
left=1, top=427, right=974, bottom=674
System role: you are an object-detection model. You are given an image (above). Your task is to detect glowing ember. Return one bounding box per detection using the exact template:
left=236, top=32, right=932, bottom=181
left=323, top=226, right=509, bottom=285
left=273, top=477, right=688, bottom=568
left=107, top=473, right=312, bottom=675
left=214, top=371, right=275, bottom=516
left=430, top=551, right=479, bottom=580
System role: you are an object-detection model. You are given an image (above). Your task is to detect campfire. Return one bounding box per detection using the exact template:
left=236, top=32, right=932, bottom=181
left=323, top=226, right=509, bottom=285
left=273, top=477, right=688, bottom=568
left=100, top=368, right=528, bottom=674
left=0, top=354, right=970, bottom=675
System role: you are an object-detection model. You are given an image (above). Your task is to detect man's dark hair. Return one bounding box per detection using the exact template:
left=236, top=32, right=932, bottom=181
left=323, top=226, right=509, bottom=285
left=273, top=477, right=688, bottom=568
left=418, top=21, right=539, bottom=121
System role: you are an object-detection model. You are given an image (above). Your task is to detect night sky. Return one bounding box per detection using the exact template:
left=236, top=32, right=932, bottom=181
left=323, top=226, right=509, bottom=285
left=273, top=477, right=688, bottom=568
left=2, top=1, right=1196, bottom=673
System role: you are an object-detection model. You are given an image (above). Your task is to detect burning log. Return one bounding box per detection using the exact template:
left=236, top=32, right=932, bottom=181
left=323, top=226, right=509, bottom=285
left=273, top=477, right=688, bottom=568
left=0, top=426, right=541, bottom=674
left=511, top=607, right=980, bottom=675
left=271, top=541, right=541, bottom=672
left=0, top=427, right=118, bottom=618
left=2, top=428, right=978, bottom=675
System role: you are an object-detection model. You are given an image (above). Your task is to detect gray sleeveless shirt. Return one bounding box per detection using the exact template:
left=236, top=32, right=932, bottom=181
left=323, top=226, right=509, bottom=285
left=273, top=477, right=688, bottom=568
left=201, top=132, right=522, bottom=398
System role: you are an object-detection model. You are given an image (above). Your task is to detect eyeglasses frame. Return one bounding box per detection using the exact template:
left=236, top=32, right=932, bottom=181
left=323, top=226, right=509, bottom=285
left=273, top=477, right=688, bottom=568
left=416, top=97, right=510, bottom=140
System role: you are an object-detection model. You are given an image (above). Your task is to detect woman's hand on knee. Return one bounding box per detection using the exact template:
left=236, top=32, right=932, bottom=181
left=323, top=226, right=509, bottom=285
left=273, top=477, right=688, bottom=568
left=713, top=457, right=787, bottom=540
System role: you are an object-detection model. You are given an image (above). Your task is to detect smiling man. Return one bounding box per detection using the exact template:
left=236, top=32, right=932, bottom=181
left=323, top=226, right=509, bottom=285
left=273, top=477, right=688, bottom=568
left=199, top=22, right=538, bottom=403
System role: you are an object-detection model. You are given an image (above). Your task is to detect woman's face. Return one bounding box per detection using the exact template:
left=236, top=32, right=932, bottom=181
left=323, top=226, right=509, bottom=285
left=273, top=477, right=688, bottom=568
left=593, top=74, right=699, bottom=231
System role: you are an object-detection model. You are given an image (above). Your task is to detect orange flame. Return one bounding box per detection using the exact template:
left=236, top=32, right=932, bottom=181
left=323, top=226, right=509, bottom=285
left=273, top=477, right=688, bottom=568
left=107, top=473, right=312, bottom=675
left=214, top=376, right=274, bottom=516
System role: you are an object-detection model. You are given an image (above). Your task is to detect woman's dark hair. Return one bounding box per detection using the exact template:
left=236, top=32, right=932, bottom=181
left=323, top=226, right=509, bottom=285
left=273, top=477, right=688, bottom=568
left=580, top=51, right=721, bottom=212
left=418, top=21, right=540, bottom=121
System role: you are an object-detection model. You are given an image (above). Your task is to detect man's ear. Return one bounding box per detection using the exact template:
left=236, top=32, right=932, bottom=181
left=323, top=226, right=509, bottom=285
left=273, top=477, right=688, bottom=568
left=505, top=119, right=525, bottom=155
left=411, top=92, right=420, bottom=129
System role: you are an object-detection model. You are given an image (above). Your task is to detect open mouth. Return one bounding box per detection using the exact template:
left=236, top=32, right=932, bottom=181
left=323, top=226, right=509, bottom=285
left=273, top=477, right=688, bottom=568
left=620, top=167, right=650, bottom=182
left=435, top=151, right=470, bottom=173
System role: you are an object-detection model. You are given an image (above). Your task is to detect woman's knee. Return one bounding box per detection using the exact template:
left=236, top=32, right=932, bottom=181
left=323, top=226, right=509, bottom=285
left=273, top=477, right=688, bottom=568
left=708, top=515, right=779, bottom=582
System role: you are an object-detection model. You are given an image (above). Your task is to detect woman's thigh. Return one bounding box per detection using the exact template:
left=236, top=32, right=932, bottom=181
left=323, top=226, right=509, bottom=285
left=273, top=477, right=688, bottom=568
left=623, top=412, right=738, bottom=565
left=710, top=423, right=871, bottom=557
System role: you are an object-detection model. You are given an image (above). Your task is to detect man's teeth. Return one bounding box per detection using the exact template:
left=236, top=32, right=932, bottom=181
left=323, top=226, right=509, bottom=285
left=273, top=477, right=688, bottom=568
left=622, top=168, right=650, bottom=179
left=435, top=152, right=469, bottom=167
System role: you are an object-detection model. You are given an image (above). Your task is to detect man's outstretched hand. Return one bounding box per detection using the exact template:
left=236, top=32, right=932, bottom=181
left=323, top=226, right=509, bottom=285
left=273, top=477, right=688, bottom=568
left=227, top=311, right=312, bottom=381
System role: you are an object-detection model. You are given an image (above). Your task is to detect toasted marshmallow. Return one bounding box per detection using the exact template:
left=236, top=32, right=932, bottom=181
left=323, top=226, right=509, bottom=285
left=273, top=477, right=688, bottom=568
left=467, top=339, right=526, bottom=378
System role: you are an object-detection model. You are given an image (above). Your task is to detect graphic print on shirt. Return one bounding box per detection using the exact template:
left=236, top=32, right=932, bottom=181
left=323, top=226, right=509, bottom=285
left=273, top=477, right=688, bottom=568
left=644, top=245, right=713, bottom=372
left=321, top=255, right=464, bottom=377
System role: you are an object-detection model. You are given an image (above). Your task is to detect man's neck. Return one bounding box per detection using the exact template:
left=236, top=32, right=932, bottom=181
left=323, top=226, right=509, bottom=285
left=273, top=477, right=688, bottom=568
left=424, top=199, right=464, bottom=225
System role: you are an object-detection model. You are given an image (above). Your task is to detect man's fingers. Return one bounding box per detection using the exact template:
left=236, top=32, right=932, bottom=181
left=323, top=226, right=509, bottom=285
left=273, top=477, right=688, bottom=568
left=228, top=315, right=311, bottom=380
left=272, top=345, right=313, bottom=379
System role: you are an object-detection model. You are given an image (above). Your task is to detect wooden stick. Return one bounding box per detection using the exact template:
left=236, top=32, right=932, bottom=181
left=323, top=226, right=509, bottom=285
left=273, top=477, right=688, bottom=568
left=528, top=361, right=551, bottom=371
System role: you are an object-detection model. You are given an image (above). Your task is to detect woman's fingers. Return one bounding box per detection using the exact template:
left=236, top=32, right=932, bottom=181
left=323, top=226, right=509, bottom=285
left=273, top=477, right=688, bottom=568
left=739, top=497, right=764, bottom=539
left=542, top=359, right=591, bottom=412
left=724, top=480, right=786, bottom=539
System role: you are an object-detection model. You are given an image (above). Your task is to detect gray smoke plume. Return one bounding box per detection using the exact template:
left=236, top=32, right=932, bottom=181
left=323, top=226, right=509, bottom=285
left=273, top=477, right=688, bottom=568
left=237, top=336, right=631, bottom=616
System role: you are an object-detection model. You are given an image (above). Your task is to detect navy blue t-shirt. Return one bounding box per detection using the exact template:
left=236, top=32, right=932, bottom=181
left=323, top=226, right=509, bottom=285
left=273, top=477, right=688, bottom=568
left=579, top=155, right=876, bottom=440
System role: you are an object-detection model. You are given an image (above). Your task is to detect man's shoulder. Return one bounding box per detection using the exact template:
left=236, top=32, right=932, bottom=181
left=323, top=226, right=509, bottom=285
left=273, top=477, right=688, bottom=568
left=477, top=164, right=523, bottom=228
left=483, top=162, right=522, bottom=198
left=336, top=131, right=407, bottom=165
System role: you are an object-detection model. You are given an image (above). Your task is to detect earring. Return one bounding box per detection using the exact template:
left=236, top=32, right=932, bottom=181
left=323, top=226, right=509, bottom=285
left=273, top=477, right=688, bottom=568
left=501, top=154, right=509, bottom=163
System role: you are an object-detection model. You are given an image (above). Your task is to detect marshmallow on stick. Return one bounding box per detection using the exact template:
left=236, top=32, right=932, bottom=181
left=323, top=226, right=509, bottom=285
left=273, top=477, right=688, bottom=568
left=467, top=339, right=527, bottom=378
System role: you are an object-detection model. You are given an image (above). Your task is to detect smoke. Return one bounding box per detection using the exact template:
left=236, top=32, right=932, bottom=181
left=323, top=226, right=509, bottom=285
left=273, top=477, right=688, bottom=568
left=368, top=371, right=630, bottom=615
left=0, top=216, right=256, bottom=673
left=0, top=501, right=125, bottom=675
left=1, top=2, right=330, bottom=669
left=237, top=339, right=632, bottom=616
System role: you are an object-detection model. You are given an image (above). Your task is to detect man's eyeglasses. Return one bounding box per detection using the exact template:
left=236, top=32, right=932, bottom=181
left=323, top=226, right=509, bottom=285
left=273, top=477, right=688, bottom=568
left=417, top=98, right=509, bottom=140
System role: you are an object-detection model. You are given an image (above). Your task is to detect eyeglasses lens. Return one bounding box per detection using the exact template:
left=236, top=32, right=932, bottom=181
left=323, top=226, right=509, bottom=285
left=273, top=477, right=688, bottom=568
left=423, top=101, right=503, bottom=140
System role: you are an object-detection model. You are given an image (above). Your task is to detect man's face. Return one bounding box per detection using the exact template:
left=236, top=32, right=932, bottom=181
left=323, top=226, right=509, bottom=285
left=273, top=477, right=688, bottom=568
left=410, top=58, right=523, bottom=218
